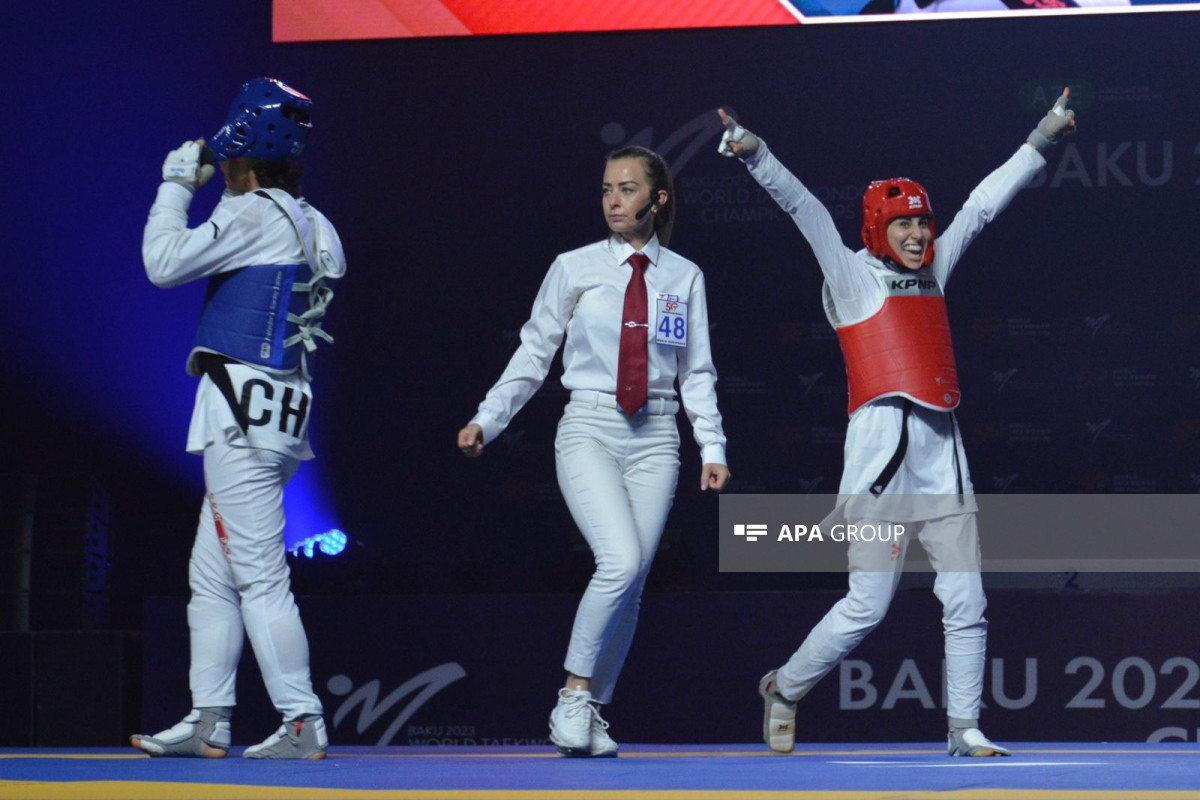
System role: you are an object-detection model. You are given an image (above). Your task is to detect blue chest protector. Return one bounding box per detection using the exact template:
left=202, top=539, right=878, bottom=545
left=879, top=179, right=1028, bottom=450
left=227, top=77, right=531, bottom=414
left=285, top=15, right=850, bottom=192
left=191, top=190, right=337, bottom=378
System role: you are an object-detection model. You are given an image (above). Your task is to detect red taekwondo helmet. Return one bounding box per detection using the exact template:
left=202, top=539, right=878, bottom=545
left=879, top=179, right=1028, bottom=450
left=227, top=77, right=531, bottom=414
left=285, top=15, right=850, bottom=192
left=209, top=77, right=313, bottom=163
left=861, top=178, right=936, bottom=268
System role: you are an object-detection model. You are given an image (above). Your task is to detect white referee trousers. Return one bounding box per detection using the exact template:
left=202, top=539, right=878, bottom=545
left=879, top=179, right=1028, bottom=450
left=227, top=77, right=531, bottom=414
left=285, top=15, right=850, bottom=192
left=776, top=513, right=988, bottom=721
left=555, top=400, right=680, bottom=705
left=187, top=440, right=323, bottom=721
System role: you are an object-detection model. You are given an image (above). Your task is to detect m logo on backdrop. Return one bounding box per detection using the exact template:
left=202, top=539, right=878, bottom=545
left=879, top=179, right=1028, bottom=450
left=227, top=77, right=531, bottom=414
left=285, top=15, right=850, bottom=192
left=797, top=477, right=825, bottom=493
left=1086, top=314, right=1112, bottom=338
left=992, top=473, right=1019, bottom=493
left=327, top=663, right=467, bottom=746
left=1086, top=419, right=1112, bottom=444
left=991, top=369, right=1018, bottom=393
left=600, top=110, right=724, bottom=178
left=797, top=373, right=825, bottom=396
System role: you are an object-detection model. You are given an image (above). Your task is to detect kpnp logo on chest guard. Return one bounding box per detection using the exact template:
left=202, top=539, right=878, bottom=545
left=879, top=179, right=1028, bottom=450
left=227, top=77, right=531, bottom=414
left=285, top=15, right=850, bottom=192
left=834, top=268, right=960, bottom=415
left=887, top=276, right=941, bottom=295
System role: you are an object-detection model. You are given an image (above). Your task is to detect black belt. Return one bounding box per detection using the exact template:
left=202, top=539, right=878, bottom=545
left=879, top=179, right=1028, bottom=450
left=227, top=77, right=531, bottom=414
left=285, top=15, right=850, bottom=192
left=868, top=399, right=965, bottom=496
left=950, top=412, right=964, bottom=496
left=870, top=400, right=913, bottom=496
left=194, top=353, right=251, bottom=435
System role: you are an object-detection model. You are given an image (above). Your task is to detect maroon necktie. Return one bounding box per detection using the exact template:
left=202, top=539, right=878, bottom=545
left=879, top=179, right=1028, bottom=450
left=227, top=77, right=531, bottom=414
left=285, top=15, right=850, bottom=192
left=616, top=252, right=650, bottom=415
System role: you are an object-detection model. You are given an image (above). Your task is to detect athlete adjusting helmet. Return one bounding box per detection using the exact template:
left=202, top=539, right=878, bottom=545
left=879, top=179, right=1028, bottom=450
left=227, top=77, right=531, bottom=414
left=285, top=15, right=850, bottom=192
left=209, top=77, right=313, bottom=163
left=861, top=178, right=935, bottom=268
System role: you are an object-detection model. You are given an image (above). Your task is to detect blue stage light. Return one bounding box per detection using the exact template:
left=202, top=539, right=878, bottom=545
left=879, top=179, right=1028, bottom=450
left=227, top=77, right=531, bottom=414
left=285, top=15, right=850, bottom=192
left=283, top=464, right=341, bottom=551
left=290, top=528, right=348, bottom=559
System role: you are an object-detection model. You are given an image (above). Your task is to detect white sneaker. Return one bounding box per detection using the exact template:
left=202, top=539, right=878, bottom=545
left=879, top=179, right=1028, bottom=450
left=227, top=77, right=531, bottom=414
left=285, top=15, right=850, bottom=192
left=588, top=702, right=618, bottom=758
left=130, top=709, right=230, bottom=758
left=548, top=688, right=593, bottom=757
left=244, top=716, right=328, bottom=760
left=759, top=671, right=798, bottom=754
left=948, top=727, right=1011, bottom=757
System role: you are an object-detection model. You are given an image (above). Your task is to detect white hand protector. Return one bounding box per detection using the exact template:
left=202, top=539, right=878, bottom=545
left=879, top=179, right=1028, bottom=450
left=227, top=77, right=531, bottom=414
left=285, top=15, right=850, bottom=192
left=1027, top=90, right=1076, bottom=153
left=162, top=140, right=215, bottom=191
left=718, top=113, right=760, bottom=159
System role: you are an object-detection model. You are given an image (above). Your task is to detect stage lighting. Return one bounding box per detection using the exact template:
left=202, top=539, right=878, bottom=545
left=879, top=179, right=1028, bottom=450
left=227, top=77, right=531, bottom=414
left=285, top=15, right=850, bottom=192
left=289, top=528, right=347, bottom=559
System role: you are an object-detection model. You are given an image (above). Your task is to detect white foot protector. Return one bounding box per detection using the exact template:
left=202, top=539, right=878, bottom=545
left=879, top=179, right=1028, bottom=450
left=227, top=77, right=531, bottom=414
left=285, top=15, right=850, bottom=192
left=948, top=727, right=1012, bottom=757
left=759, top=671, right=798, bottom=754
left=130, top=709, right=230, bottom=758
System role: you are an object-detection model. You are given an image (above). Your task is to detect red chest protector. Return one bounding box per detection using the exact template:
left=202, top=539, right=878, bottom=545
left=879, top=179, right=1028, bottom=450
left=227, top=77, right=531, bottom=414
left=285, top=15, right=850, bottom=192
left=834, top=274, right=960, bottom=416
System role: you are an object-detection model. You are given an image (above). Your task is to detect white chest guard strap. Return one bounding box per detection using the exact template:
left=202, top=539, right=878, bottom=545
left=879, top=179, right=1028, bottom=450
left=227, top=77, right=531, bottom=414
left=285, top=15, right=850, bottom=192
left=254, top=188, right=338, bottom=368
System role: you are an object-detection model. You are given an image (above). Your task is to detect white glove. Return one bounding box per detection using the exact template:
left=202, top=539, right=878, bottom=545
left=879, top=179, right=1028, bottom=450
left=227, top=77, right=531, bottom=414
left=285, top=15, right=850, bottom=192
left=162, top=140, right=215, bottom=191
left=717, top=110, right=760, bottom=159
left=1027, top=89, right=1076, bottom=153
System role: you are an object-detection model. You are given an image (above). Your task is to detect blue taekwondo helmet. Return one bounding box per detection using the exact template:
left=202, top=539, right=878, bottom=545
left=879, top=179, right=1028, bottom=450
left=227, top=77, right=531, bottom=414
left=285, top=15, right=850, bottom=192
left=209, top=77, right=313, bottom=163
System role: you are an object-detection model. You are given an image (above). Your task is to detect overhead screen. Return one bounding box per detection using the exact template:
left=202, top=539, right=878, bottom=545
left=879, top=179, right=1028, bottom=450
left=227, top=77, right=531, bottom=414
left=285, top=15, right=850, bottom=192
left=274, top=0, right=1199, bottom=40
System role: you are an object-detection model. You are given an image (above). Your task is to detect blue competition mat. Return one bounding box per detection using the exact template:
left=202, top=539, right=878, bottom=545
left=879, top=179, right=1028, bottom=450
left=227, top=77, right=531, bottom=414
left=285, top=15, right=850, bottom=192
left=3, top=743, right=1200, bottom=799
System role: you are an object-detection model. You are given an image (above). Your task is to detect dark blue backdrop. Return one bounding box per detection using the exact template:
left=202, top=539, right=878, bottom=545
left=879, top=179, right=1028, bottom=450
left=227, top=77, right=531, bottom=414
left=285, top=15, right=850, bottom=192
left=5, top=2, right=1199, bottom=622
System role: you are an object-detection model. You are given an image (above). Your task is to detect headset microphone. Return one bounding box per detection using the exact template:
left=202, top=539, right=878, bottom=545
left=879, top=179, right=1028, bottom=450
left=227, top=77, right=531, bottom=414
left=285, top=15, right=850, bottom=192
left=635, top=199, right=656, bottom=221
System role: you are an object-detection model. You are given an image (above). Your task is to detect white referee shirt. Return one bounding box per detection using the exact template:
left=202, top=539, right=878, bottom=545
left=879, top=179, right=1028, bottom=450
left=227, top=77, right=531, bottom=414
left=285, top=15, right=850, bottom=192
left=143, top=182, right=347, bottom=460
left=744, top=141, right=1044, bottom=513
left=472, top=234, right=727, bottom=466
